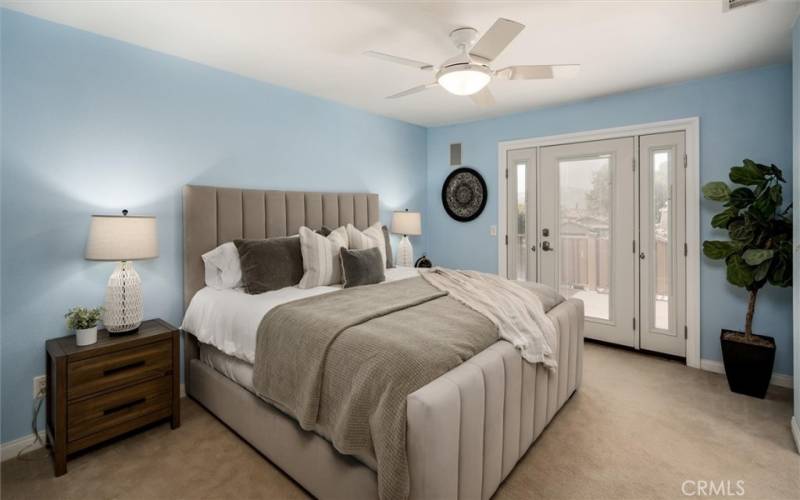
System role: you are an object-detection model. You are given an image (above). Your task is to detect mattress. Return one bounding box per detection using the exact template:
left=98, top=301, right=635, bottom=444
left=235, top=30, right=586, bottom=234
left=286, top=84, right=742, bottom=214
left=199, top=342, right=255, bottom=392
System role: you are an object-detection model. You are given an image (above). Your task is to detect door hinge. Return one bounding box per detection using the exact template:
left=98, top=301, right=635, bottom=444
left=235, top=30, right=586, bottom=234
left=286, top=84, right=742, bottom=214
left=684, top=325, right=688, bottom=339
left=505, top=234, right=508, bottom=245
left=632, top=157, right=636, bottom=171
left=683, top=153, right=687, bottom=169
left=633, top=317, right=636, bottom=330
left=632, top=240, right=636, bottom=253
left=684, top=243, right=688, bottom=257
left=505, top=168, right=508, bottom=179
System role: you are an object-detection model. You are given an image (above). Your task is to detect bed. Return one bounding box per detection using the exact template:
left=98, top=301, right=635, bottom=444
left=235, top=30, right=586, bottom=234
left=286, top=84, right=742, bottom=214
left=181, top=185, right=584, bottom=500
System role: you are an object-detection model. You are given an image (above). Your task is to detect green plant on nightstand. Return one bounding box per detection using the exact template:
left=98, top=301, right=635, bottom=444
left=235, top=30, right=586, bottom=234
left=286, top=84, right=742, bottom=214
left=65, top=306, right=103, bottom=347
left=702, top=159, right=792, bottom=398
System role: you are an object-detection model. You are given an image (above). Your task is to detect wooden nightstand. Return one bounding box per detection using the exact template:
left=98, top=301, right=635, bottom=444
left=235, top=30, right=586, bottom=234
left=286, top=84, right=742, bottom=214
left=45, top=319, right=180, bottom=476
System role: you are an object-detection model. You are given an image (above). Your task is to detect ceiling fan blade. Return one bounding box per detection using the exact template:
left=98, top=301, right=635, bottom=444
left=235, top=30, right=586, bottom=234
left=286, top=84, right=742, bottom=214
left=469, top=18, right=525, bottom=63
left=386, top=82, right=438, bottom=99
left=364, top=51, right=434, bottom=71
left=469, top=87, right=495, bottom=107
left=495, top=64, right=581, bottom=80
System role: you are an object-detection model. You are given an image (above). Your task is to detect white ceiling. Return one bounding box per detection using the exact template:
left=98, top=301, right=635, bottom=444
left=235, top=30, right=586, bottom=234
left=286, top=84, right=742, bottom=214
left=4, top=1, right=799, bottom=127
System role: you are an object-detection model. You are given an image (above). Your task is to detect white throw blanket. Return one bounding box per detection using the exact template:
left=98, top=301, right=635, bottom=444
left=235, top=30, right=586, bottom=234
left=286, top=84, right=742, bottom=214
left=421, top=268, right=559, bottom=369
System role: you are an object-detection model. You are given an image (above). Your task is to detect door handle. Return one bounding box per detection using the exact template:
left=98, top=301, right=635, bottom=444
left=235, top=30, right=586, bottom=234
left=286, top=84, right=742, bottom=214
left=530, top=245, right=536, bottom=252
left=639, top=252, right=646, bottom=260
left=541, top=241, right=554, bottom=252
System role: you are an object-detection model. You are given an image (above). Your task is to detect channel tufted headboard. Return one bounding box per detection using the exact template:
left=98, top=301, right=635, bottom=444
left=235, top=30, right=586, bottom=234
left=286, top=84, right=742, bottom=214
left=182, top=185, right=380, bottom=308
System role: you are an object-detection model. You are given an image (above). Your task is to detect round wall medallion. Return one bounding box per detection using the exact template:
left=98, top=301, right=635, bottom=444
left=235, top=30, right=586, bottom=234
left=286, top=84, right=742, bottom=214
left=441, top=167, right=487, bottom=222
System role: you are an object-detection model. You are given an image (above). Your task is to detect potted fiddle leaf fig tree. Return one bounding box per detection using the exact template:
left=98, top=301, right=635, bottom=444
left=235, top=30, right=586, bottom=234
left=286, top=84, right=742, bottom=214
left=702, top=159, right=792, bottom=398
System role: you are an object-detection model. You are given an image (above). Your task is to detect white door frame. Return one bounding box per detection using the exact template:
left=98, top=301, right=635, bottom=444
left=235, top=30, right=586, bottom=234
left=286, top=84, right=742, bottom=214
left=497, top=117, right=701, bottom=369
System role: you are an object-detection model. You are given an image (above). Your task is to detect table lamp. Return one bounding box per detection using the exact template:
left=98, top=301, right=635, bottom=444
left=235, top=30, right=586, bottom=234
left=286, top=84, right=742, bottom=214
left=391, top=209, right=422, bottom=267
left=85, top=210, right=158, bottom=334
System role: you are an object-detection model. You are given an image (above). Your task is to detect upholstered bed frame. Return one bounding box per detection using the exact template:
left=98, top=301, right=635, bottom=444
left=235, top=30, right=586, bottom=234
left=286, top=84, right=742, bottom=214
left=182, top=185, right=584, bottom=500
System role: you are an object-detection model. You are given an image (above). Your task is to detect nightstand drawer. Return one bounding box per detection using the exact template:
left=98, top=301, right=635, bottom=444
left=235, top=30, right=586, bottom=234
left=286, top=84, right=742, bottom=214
left=67, top=375, right=172, bottom=444
left=68, top=340, right=172, bottom=399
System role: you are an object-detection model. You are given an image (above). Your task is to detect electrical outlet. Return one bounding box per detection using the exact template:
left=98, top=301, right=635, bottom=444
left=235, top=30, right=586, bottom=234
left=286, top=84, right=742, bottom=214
left=33, top=375, right=46, bottom=399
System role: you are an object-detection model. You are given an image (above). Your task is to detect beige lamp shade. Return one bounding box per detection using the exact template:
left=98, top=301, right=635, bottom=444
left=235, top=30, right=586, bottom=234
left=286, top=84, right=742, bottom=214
left=391, top=210, right=422, bottom=236
left=85, top=214, right=159, bottom=261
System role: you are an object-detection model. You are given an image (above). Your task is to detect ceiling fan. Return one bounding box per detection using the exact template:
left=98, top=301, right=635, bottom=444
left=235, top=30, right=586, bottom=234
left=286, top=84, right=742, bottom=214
left=365, top=18, right=580, bottom=106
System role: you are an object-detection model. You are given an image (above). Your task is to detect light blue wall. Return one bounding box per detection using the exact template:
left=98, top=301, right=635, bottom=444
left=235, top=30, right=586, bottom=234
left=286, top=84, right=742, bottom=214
left=426, top=64, right=794, bottom=376
left=0, top=10, right=426, bottom=443
left=1, top=8, right=795, bottom=446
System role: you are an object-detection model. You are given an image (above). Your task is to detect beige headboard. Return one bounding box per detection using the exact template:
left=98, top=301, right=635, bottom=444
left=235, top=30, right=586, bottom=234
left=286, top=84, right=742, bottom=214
left=183, top=185, right=380, bottom=307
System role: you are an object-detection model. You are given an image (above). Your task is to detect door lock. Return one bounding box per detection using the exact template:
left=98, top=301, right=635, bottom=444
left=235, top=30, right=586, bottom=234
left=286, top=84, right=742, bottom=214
left=542, top=228, right=550, bottom=237
left=541, top=241, right=554, bottom=252
left=530, top=245, right=536, bottom=252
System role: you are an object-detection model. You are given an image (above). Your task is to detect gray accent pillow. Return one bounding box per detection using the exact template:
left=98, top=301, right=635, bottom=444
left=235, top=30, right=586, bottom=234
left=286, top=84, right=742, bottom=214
left=340, top=247, right=386, bottom=288
left=381, top=225, right=394, bottom=269
left=516, top=281, right=565, bottom=312
left=316, top=226, right=332, bottom=237
left=234, top=236, right=304, bottom=294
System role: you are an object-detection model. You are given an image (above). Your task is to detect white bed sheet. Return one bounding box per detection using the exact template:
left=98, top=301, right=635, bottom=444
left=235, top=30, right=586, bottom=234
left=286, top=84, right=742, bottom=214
left=181, top=267, right=421, bottom=363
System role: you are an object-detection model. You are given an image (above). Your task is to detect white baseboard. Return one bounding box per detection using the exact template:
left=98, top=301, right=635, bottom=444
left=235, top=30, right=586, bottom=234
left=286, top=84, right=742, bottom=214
left=792, top=417, right=800, bottom=454
left=700, top=358, right=793, bottom=389
left=0, top=431, right=46, bottom=462
left=2, top=383, right=187, bottom=462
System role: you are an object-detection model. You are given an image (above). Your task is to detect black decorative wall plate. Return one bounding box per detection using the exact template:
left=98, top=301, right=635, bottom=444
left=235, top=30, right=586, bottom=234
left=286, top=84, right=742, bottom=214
left=441, top=167, right=487, bottom=222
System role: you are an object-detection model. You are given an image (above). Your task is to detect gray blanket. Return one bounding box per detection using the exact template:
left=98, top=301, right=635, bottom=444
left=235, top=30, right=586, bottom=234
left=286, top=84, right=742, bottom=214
left=252, top=276, right=564, bottom=500
left=421, top=268, right=559, bottom=368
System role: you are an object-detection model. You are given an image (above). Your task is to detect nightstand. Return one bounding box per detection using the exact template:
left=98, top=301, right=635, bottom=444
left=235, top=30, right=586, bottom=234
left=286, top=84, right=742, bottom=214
left=45, top=319, right=180, bottom=476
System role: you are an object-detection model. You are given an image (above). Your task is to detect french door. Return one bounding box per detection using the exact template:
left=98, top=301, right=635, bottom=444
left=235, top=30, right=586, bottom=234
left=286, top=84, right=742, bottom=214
left=506, top=132, right=686, bottom=357
left=637, top=132, right=686, bottom=356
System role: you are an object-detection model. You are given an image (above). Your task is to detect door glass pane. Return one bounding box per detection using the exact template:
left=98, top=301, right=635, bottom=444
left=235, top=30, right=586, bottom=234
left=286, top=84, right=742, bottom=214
left=652, top=150, right=671, bottom=330
left=514, top=162, right=527, bottom=281
left=559, top=156, right=611, bottom=320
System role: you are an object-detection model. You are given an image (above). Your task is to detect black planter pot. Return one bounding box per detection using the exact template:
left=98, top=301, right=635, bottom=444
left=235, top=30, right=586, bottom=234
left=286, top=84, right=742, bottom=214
left=719, top=329, right=775, bottom=399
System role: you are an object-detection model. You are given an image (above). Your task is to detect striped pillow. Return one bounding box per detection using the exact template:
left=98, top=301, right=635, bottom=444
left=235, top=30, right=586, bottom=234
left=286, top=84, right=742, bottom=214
left=346, top=223, right=387, bottom=269
left=298, top=226, right=349, bottom=288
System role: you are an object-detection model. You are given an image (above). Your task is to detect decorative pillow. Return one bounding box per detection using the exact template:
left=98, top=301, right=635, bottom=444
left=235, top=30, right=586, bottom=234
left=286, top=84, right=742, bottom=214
left=298, top=226, right=348, bottom=289
left=340, top=247, right=386, bottom=288
left=233, top=236, right=304, bottom=294
left=202, top=242, right=242, bottom=289
left=316, top=226, right=332, bottom=237
left=346, top=223, right=387, bottom=269
left=381, top=225, right=394, bottom=269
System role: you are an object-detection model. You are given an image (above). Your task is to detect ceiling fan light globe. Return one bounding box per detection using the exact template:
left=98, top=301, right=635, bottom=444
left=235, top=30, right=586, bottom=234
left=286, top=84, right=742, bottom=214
left=437, top=65, right=491, bottom=96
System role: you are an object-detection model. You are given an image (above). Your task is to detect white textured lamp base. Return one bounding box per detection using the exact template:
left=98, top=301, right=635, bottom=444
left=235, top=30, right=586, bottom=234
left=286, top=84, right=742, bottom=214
left=103, top=261, right=143, bottom=333
left=396, top=235, right=414, bottom=268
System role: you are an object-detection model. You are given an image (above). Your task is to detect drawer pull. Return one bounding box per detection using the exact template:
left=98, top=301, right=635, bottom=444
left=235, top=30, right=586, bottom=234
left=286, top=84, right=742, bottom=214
left=103, top=360, right=146, bottom=377
left=103, top=398, right=146, bottom=416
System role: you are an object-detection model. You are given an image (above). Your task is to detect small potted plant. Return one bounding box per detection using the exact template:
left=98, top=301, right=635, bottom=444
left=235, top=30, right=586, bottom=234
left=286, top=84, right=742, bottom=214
left=702, top=159, right=792, bottom=398
left=65, top=306, right=104, bottom=346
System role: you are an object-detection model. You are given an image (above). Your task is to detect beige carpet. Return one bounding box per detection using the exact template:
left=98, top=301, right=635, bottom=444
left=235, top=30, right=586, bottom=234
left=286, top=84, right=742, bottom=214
left=2, top=342, right=798, bottom=500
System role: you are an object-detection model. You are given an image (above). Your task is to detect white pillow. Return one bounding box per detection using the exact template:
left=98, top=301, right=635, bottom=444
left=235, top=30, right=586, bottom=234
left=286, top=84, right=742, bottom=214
left=202, top=242, right=242, bottom=289
left=346, top=222, right=387, bottom=269
left=298, top=226, right=349, bottom=288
